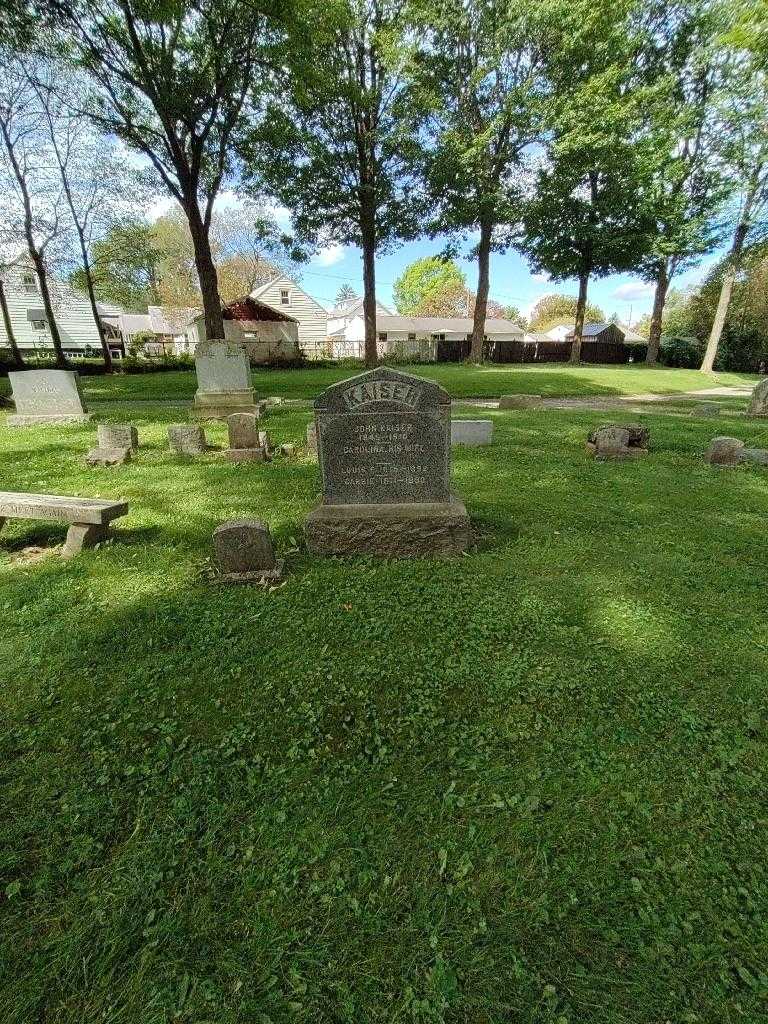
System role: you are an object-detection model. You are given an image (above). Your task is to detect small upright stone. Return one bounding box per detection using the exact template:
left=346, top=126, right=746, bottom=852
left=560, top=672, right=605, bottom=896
left=747, top=378, right=768, bottom=417
left=692, top=402, right=720, bottom=418
left=7, top=369, right=91, bottom=426
left=587, top=422, right=649, bottom=460
left=86, top=446, right=132, bottom=467
left=704, top=436, right=745, bottom=466
left=741, top=447, right=768, bottom=465
left=213, top=519, right=283, bottom=582
left=279, top=443, right=297, bottom=457
left=498, top=394, right=542, bottom=410
left=451, top=420, right=493, bottom=446
left=227, top=413, right=260, bottom=450
left=98, top=423, right=139, bottom=450
left=168, top=423, right=207, bottom=455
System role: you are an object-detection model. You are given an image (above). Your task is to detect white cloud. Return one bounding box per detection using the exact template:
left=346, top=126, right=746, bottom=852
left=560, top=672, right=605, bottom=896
left=312, top=244, right=345, bottom=267
left=532, top=271, right=550, bottom=283
left=611, top=281, right=655, bottom=302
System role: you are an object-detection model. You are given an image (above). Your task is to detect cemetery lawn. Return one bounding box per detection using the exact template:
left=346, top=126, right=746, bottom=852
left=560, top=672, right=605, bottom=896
left=2, top=401, right=768, bottom=1024
left=1, top=362, right=757, bottom=404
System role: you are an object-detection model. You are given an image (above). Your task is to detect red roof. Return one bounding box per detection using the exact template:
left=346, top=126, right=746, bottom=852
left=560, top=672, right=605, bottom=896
left=223, top=296, right=297, bottom=323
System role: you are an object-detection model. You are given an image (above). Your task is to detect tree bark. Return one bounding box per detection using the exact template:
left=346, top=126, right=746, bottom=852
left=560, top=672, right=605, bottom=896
left=700, top=219, right=752, bottom=373
left=360, top=192, right=378, bottom=369
left=79, top=248, right=113, bottom=371
left=186, top=201, right=224, bottom=341
left=645, top=261, right=669, bottom=365
left=470, top=215, right=493, bottom=364
left=0, top=279, right=24, bottom=367
left=570, top=266, right=590, bottom=365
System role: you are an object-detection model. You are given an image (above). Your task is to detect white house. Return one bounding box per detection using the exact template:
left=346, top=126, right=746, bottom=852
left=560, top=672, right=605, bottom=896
left=183, top=296, right=300, bottom=363
left=327, top=295, right=393, bottom=338
left=250, top=275, right=328, bottom=359
left=0, top=255, right=123, bottom=360
left=329, top=313, right=524, bottom=361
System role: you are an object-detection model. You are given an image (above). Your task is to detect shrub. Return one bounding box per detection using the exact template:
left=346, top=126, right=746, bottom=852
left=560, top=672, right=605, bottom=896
left=659, top=335, right=702, bottom=369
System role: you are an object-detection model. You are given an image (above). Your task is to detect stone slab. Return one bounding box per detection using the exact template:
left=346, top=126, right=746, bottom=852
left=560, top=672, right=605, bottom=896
left=704, top=436, right=745, bottom=466
left=0, top=491, right=128, bottom=525
left=498, top=394, right=542, bottom=410
left=227, top=412, right=260, bottom=450
left=451, top=420, right=493, bottom=446
left=98, top=423, right=139, bottom=450
left=193, top=340, right=256, bottom=421
left=747, top=378, right=768, bottom=417
left=169, top=424, right=207, bottom=455
left=86, top=446, right=132, bottom=467
left=8, top=369, right=89, bottom=422
left=740, top=447, right=768, bottom=465
left=213, top=519, right=278, bottom=575
left=224, top=447, right=268, bottom=463
left=692, top=402, right=720, bottom=417
left=305, top=497, right=471, bottom=558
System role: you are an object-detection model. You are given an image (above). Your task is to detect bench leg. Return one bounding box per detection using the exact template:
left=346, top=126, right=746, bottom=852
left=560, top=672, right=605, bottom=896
left=0, top=517, right=5, bottom=535
left=62, top=523, right=109, bottom=559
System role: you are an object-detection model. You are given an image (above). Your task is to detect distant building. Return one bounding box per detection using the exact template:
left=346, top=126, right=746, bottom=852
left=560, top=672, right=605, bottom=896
left=250, top=275, right=328, bottom=359
left=99, top=305, right=196, bottom=356
left=0, top=254, right=123, bottom=360
left=183, top=296, right=300, bottom=363
left=329, top=314, right=524, bottom=361
left=327, top=295, right=394, bottom=340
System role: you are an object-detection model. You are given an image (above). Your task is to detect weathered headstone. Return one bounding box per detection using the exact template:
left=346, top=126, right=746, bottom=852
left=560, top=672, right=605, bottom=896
left=191, top=340, right=258, bottom=420
left=747, top=378, right=768, bottom=417
left=587, top=422, right=650, bottom=460
left=227, top=413, right=260, bottom=449
left=86, top=446, right=131, bottom=467
left=212, top=519, right=283, bottom=583
left=741, top=447, right=768, bottom=465
left=304, top=367, right=470, bottom=557
left=498, top=394, right=542, bottom=410
left=451, top=420, right=493, bottom=446
left=704, top=436, right=745, bottom=466
left=98, top=423, right=139, bottom=450
left=168, top=423, right=207, bottom=455
left=7, top=370, right=91, bottom=426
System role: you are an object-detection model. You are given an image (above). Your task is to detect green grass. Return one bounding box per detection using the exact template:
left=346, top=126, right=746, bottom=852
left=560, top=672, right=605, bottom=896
left=1, top=361, right=758, bottom=404
left=2, top=401, right=768, bottom=1023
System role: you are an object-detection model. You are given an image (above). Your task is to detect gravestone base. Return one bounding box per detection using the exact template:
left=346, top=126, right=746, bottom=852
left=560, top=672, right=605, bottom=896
left=225, top=447, right=268, bottom=463
left=305, top=496, right=471, bottom=558
left=191, top=390, right=259, bottom=422
left=7, top=413, right=92, bottom=427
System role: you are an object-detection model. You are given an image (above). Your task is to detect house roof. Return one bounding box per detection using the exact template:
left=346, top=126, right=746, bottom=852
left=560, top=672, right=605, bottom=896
left=251, top=275, right=329, bottom=314
left=618, top=324, right=646, bottom=343
left=330, top=296, right=394, bottom=318
left=224, top=296, right=298, bottom=323
left=334, top=314, right=524, bottom=336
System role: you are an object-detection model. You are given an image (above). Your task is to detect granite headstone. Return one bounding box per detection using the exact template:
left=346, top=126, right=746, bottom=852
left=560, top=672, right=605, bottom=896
left=747, top=378, right=768, bottom=417
left=192, top=340, right=258, bottom=421
left=305, top=367, right=470, bottom=557
left=7, top=370, right=91, bottom=426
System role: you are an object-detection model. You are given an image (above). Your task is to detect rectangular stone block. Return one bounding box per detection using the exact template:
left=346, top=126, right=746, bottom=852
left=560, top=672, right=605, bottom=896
left=227, top=413, right=260, bottom=449
left=0, top=491, right=128, bottom=525
left=8, top=369, right=90, bottom=424
left=451, top=420, right=493, bottom=446
left=98, top=423, right=139, bottom=450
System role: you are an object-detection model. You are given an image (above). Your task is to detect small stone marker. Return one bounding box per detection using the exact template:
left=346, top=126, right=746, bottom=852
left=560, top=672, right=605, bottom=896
left=692, top=402, right=720, bottom=417
left=704, top=436, right=745, bottom=466
left=86, top=446, right=131, bottom=467
left=498, top=394, right=542, bottom=410
left=98, top=423, right=139, bottom=450
left=168, top=423, right=207, bottom=455
left=304, top=367, right=470, bottom=557
left=741, top=447, right=768, bottom=465
left=306, top=421, right=318, bottom=454
left=213, top=519, right=283, bottom=583
left=192, top=340, right=258, bottom=420
left=7, top=369, right=92, bottom=426
left=587, top=422, right=650, bottom=460
left=747, top=378, right=768, bottom=417
left=451, top=420, right=493, bottom=446
left=279, top=443, right=296, bottom=457
left=227, top=412, right=260, bottom=449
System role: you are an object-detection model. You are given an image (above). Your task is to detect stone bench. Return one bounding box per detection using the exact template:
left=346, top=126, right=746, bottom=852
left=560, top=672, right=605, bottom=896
left=0, top=492, right=129, bottom=558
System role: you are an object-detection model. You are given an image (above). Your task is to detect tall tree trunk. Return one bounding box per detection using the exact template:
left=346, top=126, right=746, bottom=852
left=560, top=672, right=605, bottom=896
left=360, top=193, right=378, bottom=369
left=470, top=214, right=493, bottom=364
left=645, top=261, right=669, bottom=365
left=0, top=279, right=24, bottom=367
left=185, top=202, right=224, bottom=341
left=80, top=248, right=113, bottom=372
left=570, top=266, right=590, bottom=365
left=700, top=218, right=753, bottom=374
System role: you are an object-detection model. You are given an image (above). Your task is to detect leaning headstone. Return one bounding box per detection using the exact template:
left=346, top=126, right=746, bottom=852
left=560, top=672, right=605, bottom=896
left=692, top=402, right=720, bottom=418
left=304, top=367, right=471, bottom=557
left=451, top=420, right=493, bottom=447
left=192, top=340, right=258, bottom=421
left=704, top=436, right=745, bottom=466
left=7, top=369, right=91, bottom=426
left=212, top=519, right=283, bottom=583
left=747, top=378, right=768, bottom=417
left=86, top=446, right=131, bottom=467
left=306, top=421, right=318, bottom=454
left=98, top=423, right=139, bottom=450
left=587, top=422, right=650, bottom=460
left=498, top=394, right=542, bottom=410
left=168, top=423, right=207, bottom=455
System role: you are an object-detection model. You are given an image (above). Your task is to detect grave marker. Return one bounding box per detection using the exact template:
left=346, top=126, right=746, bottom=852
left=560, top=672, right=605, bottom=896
left=7, top=370, right=91, bottom=426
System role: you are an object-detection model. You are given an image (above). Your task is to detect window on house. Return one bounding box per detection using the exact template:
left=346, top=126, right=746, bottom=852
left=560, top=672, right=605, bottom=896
left=22, top=274, right=39, bottom=295
left=378, top=332, right=387, bottom=342
left=407, top=333, right=416, bottom=341
left=280, top=289, right=290, bottom=305
left=30, top=319, right=47, bottom=331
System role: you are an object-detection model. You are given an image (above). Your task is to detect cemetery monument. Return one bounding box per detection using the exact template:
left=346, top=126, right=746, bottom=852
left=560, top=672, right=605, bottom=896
left=191, top=341, right=258, bottom=421
left=6, top=370, right=92, bottom=426
left=304, top=367, right=471, bottom=557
